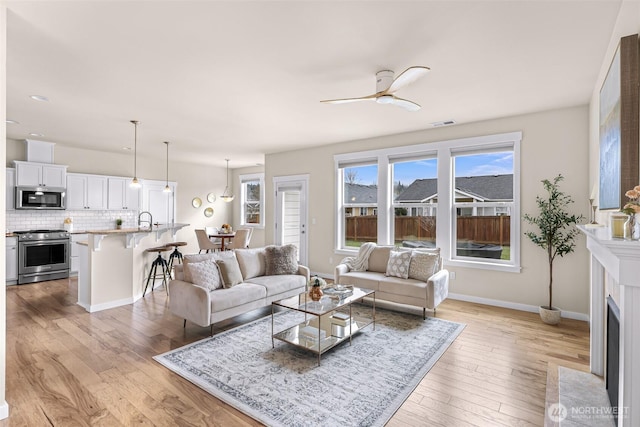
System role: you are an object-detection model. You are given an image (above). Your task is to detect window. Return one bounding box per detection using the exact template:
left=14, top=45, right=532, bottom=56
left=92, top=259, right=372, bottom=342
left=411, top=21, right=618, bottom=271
left=392, top=156, right=438, bottom=249
left=452, top=149, right=514, bottom=264
left=339, top=162, right=378, bottom=248
left=240, top=173, right=265, bottom=228
left=335, top=132, right=521, bottom=272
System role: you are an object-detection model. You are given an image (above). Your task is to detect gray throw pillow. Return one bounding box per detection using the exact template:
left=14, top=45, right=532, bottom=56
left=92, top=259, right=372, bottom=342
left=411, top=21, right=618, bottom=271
left=408, top=252, right=440, bottom=282
left=186, top=259, right=222, bottom=291
left=216, top=257, right=244, bottom=288
left=265, top=244, right=299, bottom=275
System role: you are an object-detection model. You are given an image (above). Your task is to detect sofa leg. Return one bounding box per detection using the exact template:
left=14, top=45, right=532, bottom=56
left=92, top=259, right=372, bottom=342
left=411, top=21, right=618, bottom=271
left=183, top=319, right=186, bottom=328
left=433, top=307, right=437, bottom=317
left=210, top=324, right=214, bottom=336
left=423, top=308, right=426, bottom=320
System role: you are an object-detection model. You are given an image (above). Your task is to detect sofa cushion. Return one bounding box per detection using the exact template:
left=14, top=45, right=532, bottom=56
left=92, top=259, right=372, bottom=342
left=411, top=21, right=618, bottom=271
left=216, top=257, right=244, bottom=288
left=337, top=271, right=384, bottom=291
left=379, top=276, right=428, bottom=300
left=368, top=246, right=393, bottom=273
left=235, top=247, right=266, bottom=280
left=408, top=251, right=439, bottom=281
left=265, top=244, right=299, bottom=275
left=385, top=250, right=411, bottom=279
left=245, top=274, right=306, bottom=297
left=186, top=258, right=222, bottom=291
left=209, top=283, right=267, bottom=312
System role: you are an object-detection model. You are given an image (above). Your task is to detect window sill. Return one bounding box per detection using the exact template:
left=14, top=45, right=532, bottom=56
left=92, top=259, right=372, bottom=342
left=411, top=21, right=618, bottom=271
left=444, top=259, right=521, bottom=273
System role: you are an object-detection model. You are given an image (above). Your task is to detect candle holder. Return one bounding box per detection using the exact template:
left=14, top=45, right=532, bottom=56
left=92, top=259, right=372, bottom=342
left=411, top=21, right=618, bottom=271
left=589, top=198, right=599, bottom=225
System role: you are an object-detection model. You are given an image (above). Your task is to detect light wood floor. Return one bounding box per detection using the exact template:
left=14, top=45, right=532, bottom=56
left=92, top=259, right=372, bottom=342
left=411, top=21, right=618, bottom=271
left=1, top=278, right=590, bottom=426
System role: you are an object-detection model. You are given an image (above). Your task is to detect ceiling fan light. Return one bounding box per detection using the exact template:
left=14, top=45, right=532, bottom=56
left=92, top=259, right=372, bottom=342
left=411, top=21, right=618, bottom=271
left=376, top=95, right=394, bottom=105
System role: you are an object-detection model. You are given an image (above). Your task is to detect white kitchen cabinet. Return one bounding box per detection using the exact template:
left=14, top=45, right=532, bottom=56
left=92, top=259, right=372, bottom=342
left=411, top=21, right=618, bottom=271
left=66, top=173, right=108, bottom=210
left=6, top=236, right=17, bottom=284
left=142, top=180, right=177, bottom=225
left=6, top=168, right=15, bottom=211
left=107, top=177, right=140, bottom=211
left=70, top=233, right=87, bottom=275
left=14, top=161, right=67, bottom=187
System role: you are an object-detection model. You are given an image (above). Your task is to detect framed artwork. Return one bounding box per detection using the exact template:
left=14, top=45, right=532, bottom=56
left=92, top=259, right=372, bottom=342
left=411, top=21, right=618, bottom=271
left=599, top=34, right=639, bottom=210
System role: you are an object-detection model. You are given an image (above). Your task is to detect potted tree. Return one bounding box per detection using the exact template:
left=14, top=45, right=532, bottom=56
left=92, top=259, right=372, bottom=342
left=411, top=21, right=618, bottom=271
left=523, top=175, right=584, bottom=325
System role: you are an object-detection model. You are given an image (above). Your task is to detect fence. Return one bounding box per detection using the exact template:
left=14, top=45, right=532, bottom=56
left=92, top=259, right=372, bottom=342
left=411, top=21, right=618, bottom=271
left=345, top=215, right=511, bottom=245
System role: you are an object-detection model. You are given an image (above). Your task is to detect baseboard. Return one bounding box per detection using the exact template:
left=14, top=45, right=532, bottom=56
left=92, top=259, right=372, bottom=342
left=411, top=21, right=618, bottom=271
left=448, top=292, right=590, bottom=322
left=86, top=297, right=135, bottom=313
left=0, top=401, right=9, bottom=420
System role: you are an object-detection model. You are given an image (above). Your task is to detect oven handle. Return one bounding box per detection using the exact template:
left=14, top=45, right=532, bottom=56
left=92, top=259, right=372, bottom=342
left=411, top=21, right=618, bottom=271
left=19, top=239, right=70, bottom=246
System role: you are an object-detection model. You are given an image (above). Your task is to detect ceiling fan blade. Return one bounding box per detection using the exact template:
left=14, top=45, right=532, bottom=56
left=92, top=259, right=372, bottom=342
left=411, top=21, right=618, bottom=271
left=387, top=96, right=421, bottom=112
left=320, top=94, right=377, bottom=104
left=387, top=66, right=430, bottom=94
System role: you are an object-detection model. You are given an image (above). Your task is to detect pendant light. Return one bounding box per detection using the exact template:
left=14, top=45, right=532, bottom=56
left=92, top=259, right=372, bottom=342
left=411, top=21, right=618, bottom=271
left=163, top=141, right=171, bottom=193
left=220, top=158, right=234, bottom=202
left=130, top=120, right=141, bottom=188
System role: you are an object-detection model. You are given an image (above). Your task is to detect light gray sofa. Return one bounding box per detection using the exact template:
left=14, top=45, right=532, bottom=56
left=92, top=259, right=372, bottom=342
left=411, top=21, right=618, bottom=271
left=169, top=247, right=309, bottom=330
left=334, top=245, right=449, bottom=319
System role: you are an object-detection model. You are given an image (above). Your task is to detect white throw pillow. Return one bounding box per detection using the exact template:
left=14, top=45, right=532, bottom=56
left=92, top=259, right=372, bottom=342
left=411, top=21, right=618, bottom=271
left=408, top=251, right=440, bottom=282
left=385, top=250, right=412, bottom=279
left=186, top=259, right=222, bottom=291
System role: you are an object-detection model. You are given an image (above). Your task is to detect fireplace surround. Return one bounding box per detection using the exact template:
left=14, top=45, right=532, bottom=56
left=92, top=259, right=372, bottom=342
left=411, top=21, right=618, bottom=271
left=578, top=225, right=640, bottom=426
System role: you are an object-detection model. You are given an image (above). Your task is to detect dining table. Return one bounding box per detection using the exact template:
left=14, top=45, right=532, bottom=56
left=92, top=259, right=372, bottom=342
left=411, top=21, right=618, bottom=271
left=208, top=232, right=236, bottom=251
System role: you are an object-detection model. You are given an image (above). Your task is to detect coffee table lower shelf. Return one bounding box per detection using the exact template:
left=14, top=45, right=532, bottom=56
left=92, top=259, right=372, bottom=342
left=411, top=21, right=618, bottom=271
left=273, top=316, right=372, bottom=355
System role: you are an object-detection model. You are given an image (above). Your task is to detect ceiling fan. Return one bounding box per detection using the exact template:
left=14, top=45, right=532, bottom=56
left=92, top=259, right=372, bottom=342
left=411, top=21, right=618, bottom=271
left=321, top=66, right=430, bottom=112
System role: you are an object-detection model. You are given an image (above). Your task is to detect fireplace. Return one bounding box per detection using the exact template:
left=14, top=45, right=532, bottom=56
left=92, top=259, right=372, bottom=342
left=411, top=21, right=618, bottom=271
left=607, top=296, right=620, bottom=423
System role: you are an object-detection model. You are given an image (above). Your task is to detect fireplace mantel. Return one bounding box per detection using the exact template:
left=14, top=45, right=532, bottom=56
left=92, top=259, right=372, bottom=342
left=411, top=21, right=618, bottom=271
left=578, top=225, right=640, bottom=426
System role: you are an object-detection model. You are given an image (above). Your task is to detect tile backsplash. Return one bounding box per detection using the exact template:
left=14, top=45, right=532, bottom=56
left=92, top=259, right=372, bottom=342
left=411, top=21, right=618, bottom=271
left=6, top=210, right=138, bottom=233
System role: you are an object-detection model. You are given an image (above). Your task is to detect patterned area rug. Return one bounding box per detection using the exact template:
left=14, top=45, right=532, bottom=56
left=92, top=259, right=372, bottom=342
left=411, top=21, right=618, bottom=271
left=154, top=306, right=465, bottom=427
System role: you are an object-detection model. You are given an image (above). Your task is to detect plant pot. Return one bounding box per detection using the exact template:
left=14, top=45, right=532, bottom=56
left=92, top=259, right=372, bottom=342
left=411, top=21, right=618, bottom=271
left=539, top=306, right=561, bottom=325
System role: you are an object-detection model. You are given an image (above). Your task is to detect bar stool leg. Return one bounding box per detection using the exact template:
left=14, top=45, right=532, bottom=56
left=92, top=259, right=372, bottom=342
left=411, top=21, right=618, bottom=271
left=143, top=262, right=158, bottom=297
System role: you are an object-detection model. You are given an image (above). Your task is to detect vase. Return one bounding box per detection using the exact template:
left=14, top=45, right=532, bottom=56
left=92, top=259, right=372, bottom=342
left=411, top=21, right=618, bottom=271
left=626, top=214, right=640, bottom=240
left=309, top=286, right=323, bottom=301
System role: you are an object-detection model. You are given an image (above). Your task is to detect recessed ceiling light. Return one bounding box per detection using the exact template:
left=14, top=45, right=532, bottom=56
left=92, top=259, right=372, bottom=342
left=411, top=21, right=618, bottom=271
left=29, top=133, right=44, bottom=137
left=30, top=95, right=49, bottom=102
left=122, top=147, right=132, bottom=151
left=6, top=119, right=19, bottom=124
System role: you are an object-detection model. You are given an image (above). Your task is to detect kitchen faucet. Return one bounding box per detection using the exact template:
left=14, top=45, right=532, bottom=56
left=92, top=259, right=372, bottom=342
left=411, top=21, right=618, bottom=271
left=138, top=211, right=153, bottom=230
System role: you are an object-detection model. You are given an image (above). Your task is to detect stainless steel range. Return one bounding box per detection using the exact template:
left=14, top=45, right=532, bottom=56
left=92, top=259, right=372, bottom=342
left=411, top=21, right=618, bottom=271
left=15, top=229, right=70, bottom=284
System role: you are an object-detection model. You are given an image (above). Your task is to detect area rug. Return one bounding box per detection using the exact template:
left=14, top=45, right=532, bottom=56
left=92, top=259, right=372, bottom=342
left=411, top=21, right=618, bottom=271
left=154, top=306, right=465, bottom=427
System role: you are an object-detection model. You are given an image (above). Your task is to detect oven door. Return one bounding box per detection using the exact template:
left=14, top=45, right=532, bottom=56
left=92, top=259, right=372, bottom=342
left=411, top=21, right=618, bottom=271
left=18, top=239, right=70, bottom=284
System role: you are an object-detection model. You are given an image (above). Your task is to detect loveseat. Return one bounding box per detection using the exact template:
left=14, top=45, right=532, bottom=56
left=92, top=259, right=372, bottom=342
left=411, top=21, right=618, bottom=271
left=334, top=245, right=449, bottom=319
left=169, top=245, right=309, bottom=331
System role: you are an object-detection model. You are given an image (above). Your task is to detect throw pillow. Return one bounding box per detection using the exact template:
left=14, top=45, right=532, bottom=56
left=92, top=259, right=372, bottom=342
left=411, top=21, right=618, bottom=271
left=186, top=259, right=222, bottom=291
left=385, top=250, right=411, bottom=279
left=408, top=251, right=440, bottom=282
left=183, top=253, right=217, bottom=283
left=264, top=244, right=299, bottom=275
left=216, top=257, right=244, bottom=288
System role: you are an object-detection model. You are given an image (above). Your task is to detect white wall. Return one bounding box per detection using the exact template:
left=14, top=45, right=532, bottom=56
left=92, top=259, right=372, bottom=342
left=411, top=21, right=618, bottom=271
left=6, top=138, right=231, bottom=255
left=0, top=3, right=8, bottom=420
left=266, top=105, right=591, bottom=315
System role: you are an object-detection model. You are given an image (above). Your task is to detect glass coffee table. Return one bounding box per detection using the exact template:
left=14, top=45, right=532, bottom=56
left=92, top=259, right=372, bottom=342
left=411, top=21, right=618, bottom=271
left=271, top=286, right=375, bottom=366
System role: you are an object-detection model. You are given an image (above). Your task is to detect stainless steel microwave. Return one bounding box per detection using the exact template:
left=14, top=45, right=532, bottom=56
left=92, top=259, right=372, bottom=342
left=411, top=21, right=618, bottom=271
left=15, top=186, right=66, bottom=210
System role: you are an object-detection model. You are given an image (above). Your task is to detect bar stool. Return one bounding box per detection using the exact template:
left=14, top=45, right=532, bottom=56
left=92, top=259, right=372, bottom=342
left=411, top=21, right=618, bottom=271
left=166, top=241, right=188, bottom=277
left=143, top=246, right=171, bottom=297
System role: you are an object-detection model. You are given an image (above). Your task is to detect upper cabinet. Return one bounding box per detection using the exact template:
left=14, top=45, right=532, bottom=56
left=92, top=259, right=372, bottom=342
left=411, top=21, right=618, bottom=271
left=14, top=161, right=67, bottom=188
left=107, top=177, right=140, bottom=211
left=66, top=173, right=108, bottom=210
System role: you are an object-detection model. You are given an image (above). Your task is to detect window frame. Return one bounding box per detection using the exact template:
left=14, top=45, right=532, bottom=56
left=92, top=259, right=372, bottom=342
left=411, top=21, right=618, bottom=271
left=334, top=131, right=521, bottom=272
left=239, top=172, right=265, bottom=228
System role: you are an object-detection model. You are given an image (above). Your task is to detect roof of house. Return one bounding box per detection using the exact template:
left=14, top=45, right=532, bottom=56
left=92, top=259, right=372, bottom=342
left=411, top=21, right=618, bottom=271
left=396, top=174, right=514, bottom=202
left=344, top=183, right=378, bottom=204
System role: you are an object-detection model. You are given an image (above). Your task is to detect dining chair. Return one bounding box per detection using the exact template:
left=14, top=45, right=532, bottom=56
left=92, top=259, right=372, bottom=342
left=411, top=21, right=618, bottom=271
left=227, top=228, right=251, bottom=250
left=205, top=226, right=223, bottom=246
left=195, top=229, right=221, bottom=253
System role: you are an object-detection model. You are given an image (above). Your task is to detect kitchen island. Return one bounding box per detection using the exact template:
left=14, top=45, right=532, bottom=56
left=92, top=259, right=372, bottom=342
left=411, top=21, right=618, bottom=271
left=77, top=223, right=189, bottom=312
